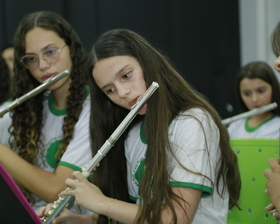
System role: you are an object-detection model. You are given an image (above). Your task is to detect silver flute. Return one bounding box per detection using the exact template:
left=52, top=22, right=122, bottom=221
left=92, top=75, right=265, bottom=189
left=0, top=70, right=70, bottom=117
left=41, top=81, right=160, bottom=224
left=222, top=102, right=278, bottom=125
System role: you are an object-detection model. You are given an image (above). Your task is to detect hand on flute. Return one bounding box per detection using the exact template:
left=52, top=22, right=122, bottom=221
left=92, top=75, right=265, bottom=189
left=264, top=158, right=280, bottom=214
left=38, top=204, right=97, bottom=224
left=265, top=203, right=280, bottom=222
left=59, top=171, right=111, bottom=216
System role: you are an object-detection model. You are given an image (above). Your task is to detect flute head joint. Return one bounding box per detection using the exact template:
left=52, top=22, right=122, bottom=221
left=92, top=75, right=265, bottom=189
left=130, top=96, right=142, bottom=110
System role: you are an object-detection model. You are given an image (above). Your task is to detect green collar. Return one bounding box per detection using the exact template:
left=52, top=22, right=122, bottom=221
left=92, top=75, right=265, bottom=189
left=245, top=115, right=276, bottom=132
left=48, top=85, right=90, bottom=116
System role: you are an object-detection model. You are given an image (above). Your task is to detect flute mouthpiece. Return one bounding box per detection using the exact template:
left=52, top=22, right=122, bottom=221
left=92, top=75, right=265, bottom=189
left=131, top=97, right=143, bottom=110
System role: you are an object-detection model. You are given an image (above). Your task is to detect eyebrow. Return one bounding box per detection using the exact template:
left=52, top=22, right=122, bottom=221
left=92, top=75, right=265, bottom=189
left=101, top=64, right=130, bottom=91
left=241, top=85, right=268, bottom=91
left=25, top=43, right=59, bottom=55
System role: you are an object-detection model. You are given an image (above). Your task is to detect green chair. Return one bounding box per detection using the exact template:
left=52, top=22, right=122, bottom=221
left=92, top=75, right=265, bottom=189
left=227, top=139, right=279, bottom=224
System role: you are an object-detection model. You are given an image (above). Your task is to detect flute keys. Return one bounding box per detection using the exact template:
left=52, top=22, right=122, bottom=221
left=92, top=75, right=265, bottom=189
left=93, top=163, right=100, bottom=171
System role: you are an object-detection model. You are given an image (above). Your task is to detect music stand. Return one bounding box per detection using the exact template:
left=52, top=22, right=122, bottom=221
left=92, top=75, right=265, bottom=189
left=0, top=163, right=43, bottom=223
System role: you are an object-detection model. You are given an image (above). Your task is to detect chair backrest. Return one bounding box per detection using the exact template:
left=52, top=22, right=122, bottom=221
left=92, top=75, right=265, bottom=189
left=227, top=138, right=279, bottom=224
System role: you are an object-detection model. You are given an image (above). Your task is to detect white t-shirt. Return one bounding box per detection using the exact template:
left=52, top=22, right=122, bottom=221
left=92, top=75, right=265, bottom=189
left=0, top=93, right=93, bottom=214
left=125, top=108, right=229, bottom=224
left=227, top=115, right=280, bottom=139
left=31, top=92, right=92, bottom=213
left=0, top=101, right=13, bottom=147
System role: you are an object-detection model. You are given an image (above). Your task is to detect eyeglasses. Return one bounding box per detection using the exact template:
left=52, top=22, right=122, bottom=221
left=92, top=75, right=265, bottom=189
left=21, top=44, right=66, bottom=69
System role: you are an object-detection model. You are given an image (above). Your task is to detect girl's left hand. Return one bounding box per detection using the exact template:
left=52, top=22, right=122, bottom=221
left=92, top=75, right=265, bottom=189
left=59, top=171, right=108, bottom=214
left=264, top=158, right=280, bottom=212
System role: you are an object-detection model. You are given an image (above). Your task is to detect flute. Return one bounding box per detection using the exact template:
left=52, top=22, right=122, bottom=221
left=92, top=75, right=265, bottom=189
left=0, top=70, right=70, bottom=117
left=222, top=102, right=278, bottom=125
left=41, top=81, right=160, bottom=224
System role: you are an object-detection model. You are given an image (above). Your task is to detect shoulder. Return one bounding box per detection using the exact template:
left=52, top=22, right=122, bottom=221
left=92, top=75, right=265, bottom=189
left=272, top=115, right=280, bottom=122
left=176, top=108, right=214, bottom=125
left=172, top=108, right=218, bottom=134
left=227, top=118, right=245, bottom=136
left=227, top=118, right=245, bottom=129
left=265, top=115, right=280, bottom=130
left=82, top=94, right=91, bottom=107
left=0, top=101, right=11, bottom=110
left=76, top=94, right=91, bottom=121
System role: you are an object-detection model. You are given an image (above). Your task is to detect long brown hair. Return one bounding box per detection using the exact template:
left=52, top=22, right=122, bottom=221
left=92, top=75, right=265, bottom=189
left=10, top=11, right=88, bottom=202
left=89, top=29, right=241, bottom=223
left=272, top=20, right=280, bottom=58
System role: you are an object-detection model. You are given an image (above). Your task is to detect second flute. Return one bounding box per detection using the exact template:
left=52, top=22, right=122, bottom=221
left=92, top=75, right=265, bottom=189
left=222, top=102, right=278, bottom=125
left=0, top=70, right=70, bottom=117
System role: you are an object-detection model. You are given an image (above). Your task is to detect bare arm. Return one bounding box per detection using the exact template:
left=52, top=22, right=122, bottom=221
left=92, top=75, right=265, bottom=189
left=264, top=157, right=280, bottom=212
left=0, top=142, right=75, bottom=202
left=60, top=171, right=202, bottom=224
left=38, top=205, right=98, bottom=224
left=102, top=187, right=201, bottom=224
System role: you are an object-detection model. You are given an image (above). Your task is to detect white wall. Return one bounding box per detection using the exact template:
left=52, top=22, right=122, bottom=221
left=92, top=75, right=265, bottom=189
left=239, top=0, right=280, bottom=81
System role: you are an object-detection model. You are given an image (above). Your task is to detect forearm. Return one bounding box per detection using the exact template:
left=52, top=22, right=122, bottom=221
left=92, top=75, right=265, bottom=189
left=0, top=142, right=73, bottom=202
left=80, top=214, right=98, bottom=224
left=61, top=174, right=199, bottom=224
left=95, top=198, right=192, bottom=224
left=94, top=198, right=139, bottom=224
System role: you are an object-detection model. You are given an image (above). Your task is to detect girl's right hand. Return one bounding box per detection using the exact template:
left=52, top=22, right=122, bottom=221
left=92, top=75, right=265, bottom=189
left=38, top=204, right=91, bottom=224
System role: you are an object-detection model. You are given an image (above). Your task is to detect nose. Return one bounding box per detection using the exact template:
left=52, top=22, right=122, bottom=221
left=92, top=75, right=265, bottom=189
left=274, top=56, right=280, bottom=72
left=38, top=57, right=50, bottom=70
left=117, top=84, right=130, bottom=98
left=251, top=92, right=258, bottom=102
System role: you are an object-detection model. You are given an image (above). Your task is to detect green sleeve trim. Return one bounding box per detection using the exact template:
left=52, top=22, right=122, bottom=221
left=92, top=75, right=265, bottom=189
left=129, top=195, right=138, bottom=202
left=58, top=161, right=93, bottom=180
left=169, top=181, right=212, bottom=197
left=48, top=86, right=89, bottom=116
left=129, top=182, right=212, bottom=202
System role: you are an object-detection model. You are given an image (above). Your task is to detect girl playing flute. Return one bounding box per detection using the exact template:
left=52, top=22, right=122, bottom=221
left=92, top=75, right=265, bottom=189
left=0, top=11, right=92, bottom=214
left=39, top=28, right=241, bottom=224
left=227, top=61, right=280, bottom=139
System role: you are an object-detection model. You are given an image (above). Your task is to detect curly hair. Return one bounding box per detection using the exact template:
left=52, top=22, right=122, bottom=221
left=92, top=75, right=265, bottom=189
left=10, top=11, right=88, bottom=202
left=0, top=56, right=10, bottom=105
left=89, top=29, right=241, bottom=224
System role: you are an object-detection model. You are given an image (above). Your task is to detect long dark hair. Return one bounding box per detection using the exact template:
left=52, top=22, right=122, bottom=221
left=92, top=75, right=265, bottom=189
left=11, top=11, right=88, bottom=202
left=89, top=29, right=241, bottom=224
left=272, top=21, right=280, bottom=58
left=235, top=61, right=280, bottom=115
